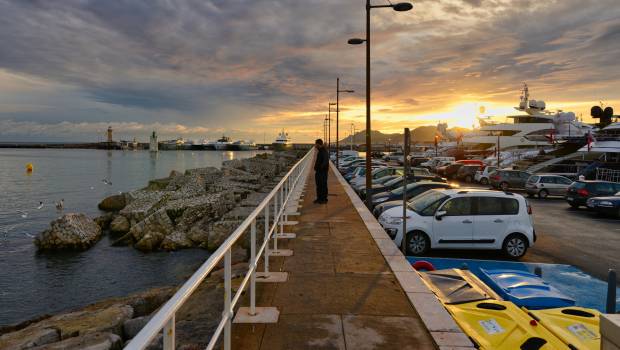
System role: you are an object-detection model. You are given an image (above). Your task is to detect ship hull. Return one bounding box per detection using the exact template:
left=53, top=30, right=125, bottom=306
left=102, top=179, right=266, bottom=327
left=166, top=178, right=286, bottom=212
left=272, top=142, right=292, bottom=151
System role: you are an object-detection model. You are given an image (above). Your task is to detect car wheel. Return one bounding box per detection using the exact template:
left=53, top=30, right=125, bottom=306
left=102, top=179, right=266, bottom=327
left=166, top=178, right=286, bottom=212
left=502, top=233, right=528, bottom=259
left=500, top=182, right=509, bottom=191
left=538, top=189, right=549, bottom=199
left=465, top=175, right=473, bottom=183
left=480, top=178, right=489, bottom=185
left=406, top=231, right=430, bottom=256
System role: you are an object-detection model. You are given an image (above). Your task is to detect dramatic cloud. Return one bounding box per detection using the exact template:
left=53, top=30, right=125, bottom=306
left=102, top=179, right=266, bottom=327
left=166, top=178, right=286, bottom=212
left=0, top=0, right=618, bottom=141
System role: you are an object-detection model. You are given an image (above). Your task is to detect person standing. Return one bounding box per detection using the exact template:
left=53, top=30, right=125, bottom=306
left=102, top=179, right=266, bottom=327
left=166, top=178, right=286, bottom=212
left=314, top=139, right=329, bottom=204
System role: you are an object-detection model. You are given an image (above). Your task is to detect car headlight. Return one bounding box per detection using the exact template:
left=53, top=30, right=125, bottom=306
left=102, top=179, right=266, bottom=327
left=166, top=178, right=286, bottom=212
left=599, top=201, right=614, bottom=207
left=387, top=217, right=403, bottom=225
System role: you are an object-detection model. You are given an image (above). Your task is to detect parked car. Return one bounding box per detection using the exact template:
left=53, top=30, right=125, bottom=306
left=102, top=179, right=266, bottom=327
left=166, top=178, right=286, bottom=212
left=437, top=163, right=464, bottom=179
left=384, top=151, right=404, bottom=163
left=360, top=174, right=447, bottom=199
left=345, top=165, right=383, bottom=181
left=586, top=193, right=620, bottom=218
left=372, top=182, right=452, bottom=217
left=565, top=180, right=620, bottom=208
left=420, top=157, right=455, bottom=170
left=475, top=166, right=497, bottom=185
left=455, top=165, right=480, bottom=183
left=411, top=157, right=430, bottom=167
left=350, top=167, right=404, bottom=187
left=489, top=170, right=532, bottom=190
left=353, top=175, right=401, bottom=194
left=525, top=175, right=573, bottom=198
left=378, top=189, right=535, bottom=259
left=456, top=159, right=484, bottom=168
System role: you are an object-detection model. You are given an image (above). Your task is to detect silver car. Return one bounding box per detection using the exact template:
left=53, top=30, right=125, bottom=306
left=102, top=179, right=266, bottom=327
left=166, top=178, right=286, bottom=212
left=525, top=175, right=573, bottom=198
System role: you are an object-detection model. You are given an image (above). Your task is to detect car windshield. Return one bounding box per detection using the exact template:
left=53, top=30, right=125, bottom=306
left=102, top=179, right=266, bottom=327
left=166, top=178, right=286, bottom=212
left=384, top=177, right=403, bottom=187
left=407, top=190, right=448, bottom=215
left=390, top=183, right=417, bottom=195
left=528, top=175, right=539, bottom=183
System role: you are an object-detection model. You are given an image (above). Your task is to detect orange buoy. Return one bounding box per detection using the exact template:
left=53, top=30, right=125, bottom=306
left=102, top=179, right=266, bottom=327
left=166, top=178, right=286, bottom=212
left=26, top=163, right=33, bottom=172
left=412, top=260, right=435, bottom=271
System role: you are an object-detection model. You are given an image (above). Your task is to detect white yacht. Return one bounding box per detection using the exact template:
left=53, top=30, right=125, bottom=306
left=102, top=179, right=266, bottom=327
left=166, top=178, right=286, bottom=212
left=215, top=136, right=233, bottom=150
left=463, top=84, right=593, bottom=152
left=578, top=122, right=620, bottom=162
left=231, top=140, right=257, bottom=151
left=272, top=130, right=292, bottom=151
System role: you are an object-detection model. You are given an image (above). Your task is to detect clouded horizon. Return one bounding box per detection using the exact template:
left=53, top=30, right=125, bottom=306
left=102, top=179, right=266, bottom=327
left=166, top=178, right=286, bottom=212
left=1, top=0, right=619, bottom=143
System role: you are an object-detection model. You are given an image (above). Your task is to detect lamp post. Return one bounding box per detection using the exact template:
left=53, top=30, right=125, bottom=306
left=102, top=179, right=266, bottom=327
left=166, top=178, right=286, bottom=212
left=324, top=115, right=329, bottom=142
left=336, top=77, right=355, bottom=166
left=350, top=123, right=356, bottom=151
left=328, top=102, right=336, bottom=154
left=348, top=0, right=413, bottom=208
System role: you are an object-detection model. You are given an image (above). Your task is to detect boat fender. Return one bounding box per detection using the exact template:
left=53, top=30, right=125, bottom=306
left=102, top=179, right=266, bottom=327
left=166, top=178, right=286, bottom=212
left=412, top=260, right=435, bottom=271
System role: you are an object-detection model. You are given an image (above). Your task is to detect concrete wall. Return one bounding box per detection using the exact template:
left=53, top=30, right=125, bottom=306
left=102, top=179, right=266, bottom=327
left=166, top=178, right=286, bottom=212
left=602, top=314, right=620, bottom=350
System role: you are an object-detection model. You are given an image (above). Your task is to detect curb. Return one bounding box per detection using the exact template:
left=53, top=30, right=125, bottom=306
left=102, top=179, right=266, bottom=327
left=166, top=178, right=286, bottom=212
left=330, top=162, right=475, bottom=349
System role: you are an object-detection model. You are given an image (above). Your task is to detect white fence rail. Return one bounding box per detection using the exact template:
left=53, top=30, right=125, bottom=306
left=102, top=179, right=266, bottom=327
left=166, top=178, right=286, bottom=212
left=596, top=168, right=620, bottom=183
left=124, top=149, right=314, bottom=350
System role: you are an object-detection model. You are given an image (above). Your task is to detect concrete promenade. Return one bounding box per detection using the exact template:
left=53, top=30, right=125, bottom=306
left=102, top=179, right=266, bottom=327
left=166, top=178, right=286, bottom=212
left=231, top=165, right=440, bottom=349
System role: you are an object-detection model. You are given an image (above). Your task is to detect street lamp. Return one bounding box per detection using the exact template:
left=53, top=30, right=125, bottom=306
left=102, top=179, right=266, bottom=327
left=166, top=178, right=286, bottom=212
left=348, top=0, right=413, bottom=208
left=336, top=77, right=355, bottom=167
left=328, top=102, right=337, bottom=153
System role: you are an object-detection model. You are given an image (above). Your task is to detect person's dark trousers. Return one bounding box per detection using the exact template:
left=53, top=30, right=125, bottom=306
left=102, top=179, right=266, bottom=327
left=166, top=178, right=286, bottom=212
left=315, top=170, right=328, bottom=202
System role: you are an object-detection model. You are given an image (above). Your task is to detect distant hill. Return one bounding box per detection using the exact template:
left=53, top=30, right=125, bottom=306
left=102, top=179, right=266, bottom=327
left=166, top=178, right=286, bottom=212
left=340, top=126, right=470, bottom=144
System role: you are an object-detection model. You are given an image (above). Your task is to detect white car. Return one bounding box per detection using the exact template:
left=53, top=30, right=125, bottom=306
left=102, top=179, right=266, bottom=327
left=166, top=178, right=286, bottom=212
left=474, top=166, right=497, bottom=185
left=378, top=189, right=535, bottom=259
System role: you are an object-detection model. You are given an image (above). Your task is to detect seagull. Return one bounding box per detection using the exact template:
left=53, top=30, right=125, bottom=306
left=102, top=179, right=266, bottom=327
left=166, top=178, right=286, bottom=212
left=55, top=199, right=64, bottom=210
left=102, top=179, right=113, bottom=186
left=18, top=210, right=28, bottom=218
left=37, top=202, right=44, bottom=210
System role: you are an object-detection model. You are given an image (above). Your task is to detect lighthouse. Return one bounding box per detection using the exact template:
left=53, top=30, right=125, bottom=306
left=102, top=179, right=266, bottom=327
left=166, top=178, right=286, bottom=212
left=107, top=126, right=113, bottom=142
left=150, top=131, right=158, bottom=152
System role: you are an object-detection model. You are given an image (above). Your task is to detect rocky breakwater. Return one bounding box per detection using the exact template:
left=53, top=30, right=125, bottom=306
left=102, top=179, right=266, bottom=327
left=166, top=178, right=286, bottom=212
left=103, top=151, right=300, bottom=252
left=34, top=213, right=102, bottom=250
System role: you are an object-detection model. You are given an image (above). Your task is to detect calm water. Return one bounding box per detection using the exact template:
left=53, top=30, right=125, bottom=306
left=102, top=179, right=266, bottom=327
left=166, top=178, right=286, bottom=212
left=0, top=149, right=269, bottom=326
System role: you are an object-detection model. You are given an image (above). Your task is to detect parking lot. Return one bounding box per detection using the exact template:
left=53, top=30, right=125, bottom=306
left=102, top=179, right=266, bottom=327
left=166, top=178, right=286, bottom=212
left=424, top=181, right=620, bottom=283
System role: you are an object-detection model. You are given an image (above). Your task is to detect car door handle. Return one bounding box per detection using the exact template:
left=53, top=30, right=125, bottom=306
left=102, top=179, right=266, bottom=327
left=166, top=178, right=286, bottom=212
left=462, top=220, right=472, bottom=224
left=494, top=219, right=504, bottom=223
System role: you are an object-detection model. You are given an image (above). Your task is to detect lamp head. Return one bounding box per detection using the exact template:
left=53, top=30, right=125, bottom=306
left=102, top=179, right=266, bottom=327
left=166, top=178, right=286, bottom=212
left=347, top=38, right=365, bottom=45
left=393, top=2, right=413, bottom=11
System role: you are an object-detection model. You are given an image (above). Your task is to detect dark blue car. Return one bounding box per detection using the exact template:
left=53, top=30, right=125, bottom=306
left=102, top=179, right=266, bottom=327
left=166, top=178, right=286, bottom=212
left=586, top=195, right=620, bottom=218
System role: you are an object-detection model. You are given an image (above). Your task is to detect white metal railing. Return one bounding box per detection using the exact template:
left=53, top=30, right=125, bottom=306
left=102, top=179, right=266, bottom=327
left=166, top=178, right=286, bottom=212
left=596, top=168, right=620, bottom=183
left=125, top=149, right=314, bottom=350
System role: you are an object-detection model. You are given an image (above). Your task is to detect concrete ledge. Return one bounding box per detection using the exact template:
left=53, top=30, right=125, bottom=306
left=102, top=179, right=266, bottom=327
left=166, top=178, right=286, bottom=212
left=330, top=162, right=474, bottom=349
left=270, top=249, right=293, bottom=257
left=602, top=314, right=620, bottom=350
left=276, top=233, right=296, bottom=239
left=234, top=307, right=280, bottom=324
left=256, top=272, right=288, bottom=283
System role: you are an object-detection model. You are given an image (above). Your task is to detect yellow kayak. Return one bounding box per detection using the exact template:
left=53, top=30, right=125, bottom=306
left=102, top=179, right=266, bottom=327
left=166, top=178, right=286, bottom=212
left=420, top=268, right=502, bottom=304
left=528, top=307, right=600, bottom=350
left=445, top=300, right=568, bottom=350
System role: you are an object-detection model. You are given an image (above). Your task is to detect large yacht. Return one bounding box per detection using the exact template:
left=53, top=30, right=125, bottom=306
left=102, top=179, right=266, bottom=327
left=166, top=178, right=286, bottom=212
left=462, top=84, right=593, bottom=153
left=272, top=130, right=292, bottom=151
left=231, top=140, right=257, bottom=151
left=215, top=136, right=233, bottom=150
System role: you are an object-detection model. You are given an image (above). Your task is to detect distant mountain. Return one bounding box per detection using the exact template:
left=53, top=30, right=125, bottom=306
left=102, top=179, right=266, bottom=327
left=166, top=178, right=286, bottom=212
left=340, top=126, right=471, bottom=144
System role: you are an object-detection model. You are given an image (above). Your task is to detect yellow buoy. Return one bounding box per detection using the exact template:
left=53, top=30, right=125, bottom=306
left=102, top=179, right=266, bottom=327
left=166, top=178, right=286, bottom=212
left=26, top=163, right=33, bottom=172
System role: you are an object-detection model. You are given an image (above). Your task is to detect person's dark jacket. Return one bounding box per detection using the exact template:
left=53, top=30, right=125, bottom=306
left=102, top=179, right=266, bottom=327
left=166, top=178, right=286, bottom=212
left=314, top=146, right=329, bottom=172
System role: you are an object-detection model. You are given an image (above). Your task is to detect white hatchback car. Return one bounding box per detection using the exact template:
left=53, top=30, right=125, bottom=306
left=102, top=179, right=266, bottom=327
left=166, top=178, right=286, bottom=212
left=378, top=189, right=535, bottom=259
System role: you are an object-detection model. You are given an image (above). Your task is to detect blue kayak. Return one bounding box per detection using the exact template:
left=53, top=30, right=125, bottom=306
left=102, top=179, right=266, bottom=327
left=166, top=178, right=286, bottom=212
left=479, top=268, right=575, bottom=310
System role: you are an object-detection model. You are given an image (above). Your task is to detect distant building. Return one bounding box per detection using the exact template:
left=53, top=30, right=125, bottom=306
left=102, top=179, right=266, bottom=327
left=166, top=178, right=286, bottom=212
left=107, top=126, right=113, bottom=142
left=149, top=131, right=158, bottom=152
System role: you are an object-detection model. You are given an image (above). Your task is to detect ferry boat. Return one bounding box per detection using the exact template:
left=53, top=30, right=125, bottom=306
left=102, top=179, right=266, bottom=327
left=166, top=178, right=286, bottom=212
left=462, top=84, right=593, bottom=153
left=272, top=130, right=292, bottom=151
left=215, top=136, right=233, bottom=151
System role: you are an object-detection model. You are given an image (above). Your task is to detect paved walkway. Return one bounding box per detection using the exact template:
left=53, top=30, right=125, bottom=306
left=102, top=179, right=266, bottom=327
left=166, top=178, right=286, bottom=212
left=232, top=166, right=436, bottom=349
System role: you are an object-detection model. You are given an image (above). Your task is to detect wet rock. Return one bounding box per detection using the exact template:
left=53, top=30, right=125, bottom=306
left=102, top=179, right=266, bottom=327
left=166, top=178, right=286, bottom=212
left=109, top=215, right=130, bottom=234
left=0, top=327, right=60, bottom=349
left=135, top=231, right=165, bottom=252
left=29, top=332, right=122, bottom=350
left=122, top=315, right=152, bottom=340
left=98, top=194, right=127, bottom=212
left=35, top=213, right=102, bottom=251
left=94, top=213, right=115, bottom=230
left=160, top=230, right=194, bottom=250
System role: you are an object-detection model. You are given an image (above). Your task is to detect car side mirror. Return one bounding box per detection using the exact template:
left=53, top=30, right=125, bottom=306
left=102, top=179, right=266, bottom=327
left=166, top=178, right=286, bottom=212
left=435, top=210, right=447, bottom=220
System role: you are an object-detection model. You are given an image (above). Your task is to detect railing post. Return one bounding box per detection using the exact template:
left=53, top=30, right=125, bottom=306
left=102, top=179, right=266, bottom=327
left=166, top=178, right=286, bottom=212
left=273, top=188, right=279, bottom=252
left=264, top=203, right=270, bottom=273
left=224, top=248, right=232, bottom=350
left=163, top=315, right=175, bottom=350
left=250, top=219, right=256, bottom=316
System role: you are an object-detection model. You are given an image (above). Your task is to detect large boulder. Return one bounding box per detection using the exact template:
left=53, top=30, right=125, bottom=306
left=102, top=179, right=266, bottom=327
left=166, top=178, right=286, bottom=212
left=35, top=214, right=102, bottom=251
left=207, top=220, right=241, bottom=251
left=29, top=332, right=122, bottom=350
left=135, top=231, right=165, bottom=252
left=160, top=231, right=194, bottom=250
left=98, top=194, right=126, bottom=212
left=0, top=327, right=60, bottom=349
left=109, top=216, right=130, bottom=234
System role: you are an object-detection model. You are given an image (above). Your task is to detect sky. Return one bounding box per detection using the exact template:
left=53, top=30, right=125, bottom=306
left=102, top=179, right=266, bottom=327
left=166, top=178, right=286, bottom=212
left=0, top=0, right=619, bottom=143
